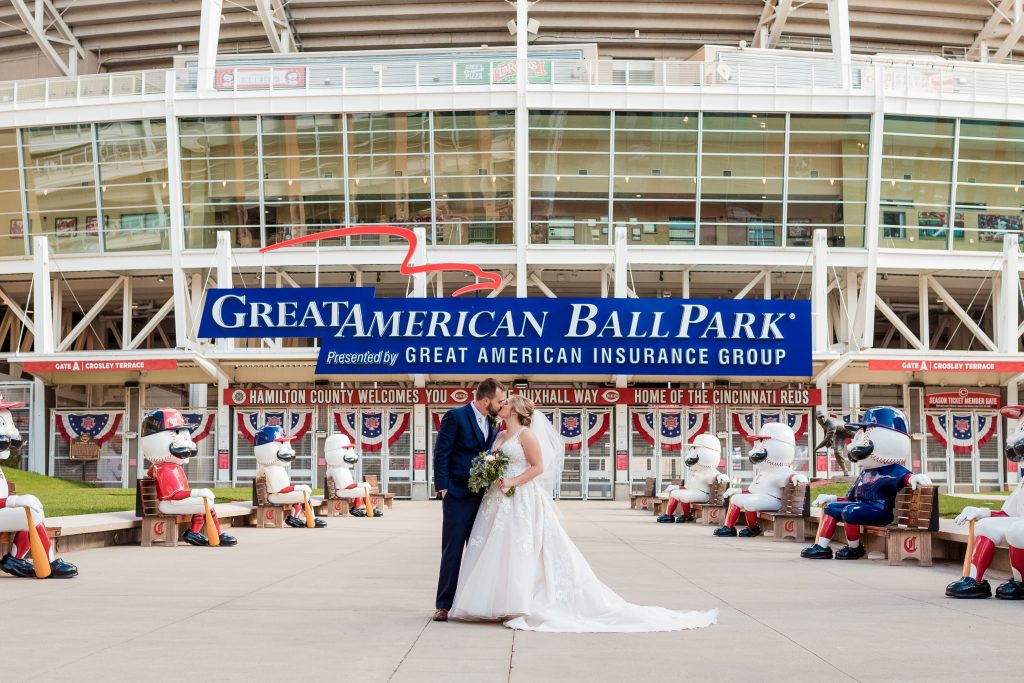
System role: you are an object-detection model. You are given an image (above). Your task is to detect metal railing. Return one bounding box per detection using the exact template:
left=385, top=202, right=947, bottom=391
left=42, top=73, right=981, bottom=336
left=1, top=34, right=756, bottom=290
left=0, top=70, right=167, bottom=108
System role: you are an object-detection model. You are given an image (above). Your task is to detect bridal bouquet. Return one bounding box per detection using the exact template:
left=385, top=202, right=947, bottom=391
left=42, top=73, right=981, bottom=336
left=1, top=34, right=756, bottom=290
left=468, top=449, right=515, bottom=496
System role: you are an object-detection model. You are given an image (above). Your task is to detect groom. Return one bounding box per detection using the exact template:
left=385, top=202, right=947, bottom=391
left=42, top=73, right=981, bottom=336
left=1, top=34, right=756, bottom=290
left=432, top=378, right=506, bottom=621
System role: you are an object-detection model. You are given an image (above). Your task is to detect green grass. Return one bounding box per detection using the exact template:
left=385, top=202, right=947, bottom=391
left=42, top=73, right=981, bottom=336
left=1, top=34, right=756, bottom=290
left=1, top=467, right=325, bottom=517
left=811, top=481, right=1004, bottom=519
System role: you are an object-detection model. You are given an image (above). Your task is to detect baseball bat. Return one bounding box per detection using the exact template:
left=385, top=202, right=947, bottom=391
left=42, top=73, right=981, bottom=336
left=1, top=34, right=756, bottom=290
left=303, top=491, right=315, bottom=528
left=203, top=497, right=220, bottom=547
left=364, top=488, right=375, bottom=519
left=813, top=508, right=828, bottom=546
left=962, top=519, right=976, bottom=577
left=23, top=507, right=51, bottom=579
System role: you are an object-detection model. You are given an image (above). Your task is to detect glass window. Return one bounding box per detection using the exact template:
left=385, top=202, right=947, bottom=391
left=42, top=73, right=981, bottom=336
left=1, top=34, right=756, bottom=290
left=954, top=118, right=1024, bottom=252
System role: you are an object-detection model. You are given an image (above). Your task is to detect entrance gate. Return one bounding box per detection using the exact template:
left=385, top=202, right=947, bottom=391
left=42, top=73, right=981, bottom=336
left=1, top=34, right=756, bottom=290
left=233, top=409, right=315, bottom=485
left=924, top=410, right=1002, bottom=492
left=628, top=408, right=713, bottom=493
left=332, top=407, right=413, bottom=498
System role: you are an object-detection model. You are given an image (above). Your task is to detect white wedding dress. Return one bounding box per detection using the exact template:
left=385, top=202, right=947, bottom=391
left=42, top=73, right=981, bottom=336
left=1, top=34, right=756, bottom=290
left=449, top=417, right=718, bottom=633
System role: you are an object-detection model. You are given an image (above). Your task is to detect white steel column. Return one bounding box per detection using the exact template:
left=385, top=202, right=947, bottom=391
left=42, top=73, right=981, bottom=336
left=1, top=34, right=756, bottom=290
left=411, top=231, right=428, bottom=499
left=1000, top=234, right=1020, bottom=352
left=514, top=0, right=529, bottom=296
left=613, top=224, right=629, bottom=500
left=827, top=0, right=852, bottom=86
left=165, top=95, right=189, bottom=348
left=31, top=236, right=54, bottom=354
left=860, top=108, right=884, bottom=349
left=29, top=377, right=45, bottom=474
left=811, top=229, right=829, bottom=354
left=198, top=0, right=224, bottom=95
left=215, top=231, right=233, bottom=352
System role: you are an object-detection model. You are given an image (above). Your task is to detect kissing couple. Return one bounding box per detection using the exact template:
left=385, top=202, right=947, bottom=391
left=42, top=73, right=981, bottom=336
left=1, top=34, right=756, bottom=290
left=431, top=378, right=717, bottom=632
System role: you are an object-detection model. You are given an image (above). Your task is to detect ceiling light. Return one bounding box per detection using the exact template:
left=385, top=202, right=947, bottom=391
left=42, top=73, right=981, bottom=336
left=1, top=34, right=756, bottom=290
left=658, top=271, right=664, bottom=282
left=349, top=272, right=355, bottom=283
left=157, top=275, right=165, bottom=282
left=376, top=272, right=381, bottom=283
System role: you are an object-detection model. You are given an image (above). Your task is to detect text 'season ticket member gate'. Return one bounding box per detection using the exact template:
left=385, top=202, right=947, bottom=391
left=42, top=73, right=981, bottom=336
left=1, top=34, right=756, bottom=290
left=628, top=408, right=714, bottom=493
left=233, top=409, right=314, bottom=485
left=428, top=406, right=613, bottom=500
left=924, top=410, right=1002, bottom=493
left=333, top=407, right=412, bottom=497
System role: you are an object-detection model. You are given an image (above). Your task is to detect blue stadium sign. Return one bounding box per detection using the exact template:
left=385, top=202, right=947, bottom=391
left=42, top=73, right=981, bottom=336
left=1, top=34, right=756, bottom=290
left=199, top=288, right=812, bottom=377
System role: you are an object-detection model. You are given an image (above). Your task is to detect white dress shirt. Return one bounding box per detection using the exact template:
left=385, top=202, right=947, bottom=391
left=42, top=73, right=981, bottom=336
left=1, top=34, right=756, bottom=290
left=470, top=402, right=490, bottom=441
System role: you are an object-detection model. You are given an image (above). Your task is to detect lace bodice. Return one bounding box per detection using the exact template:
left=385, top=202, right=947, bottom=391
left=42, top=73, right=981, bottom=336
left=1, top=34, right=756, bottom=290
left=494, top=428, right=529, bottom=478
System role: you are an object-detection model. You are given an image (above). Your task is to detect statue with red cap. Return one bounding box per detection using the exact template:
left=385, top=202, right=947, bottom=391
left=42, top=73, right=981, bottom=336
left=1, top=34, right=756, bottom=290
left=713, top=421, right=808, bottom=538
left=0, top=395, right=78, bottom=578
left=946, top=404, right=1024, bottom=599
left=254, top=424, right=326, bottom=528
left=142, top=407, right=237, bottom=547
left=800, top=406, right=931, bottom=561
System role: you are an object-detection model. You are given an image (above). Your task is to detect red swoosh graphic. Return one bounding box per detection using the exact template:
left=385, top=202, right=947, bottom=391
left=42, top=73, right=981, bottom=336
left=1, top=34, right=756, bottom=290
left=259, top=225, right=503, bottom=297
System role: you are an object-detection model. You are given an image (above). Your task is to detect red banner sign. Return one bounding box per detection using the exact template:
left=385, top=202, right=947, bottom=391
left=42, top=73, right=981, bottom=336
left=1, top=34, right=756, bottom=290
left=925, top=390, right=1001, bottom=409
left=869, top=359, right=1024, bottom=373
left=226, top=386, right=821, bottom=406
left=23, top=359, right=177, bottom=372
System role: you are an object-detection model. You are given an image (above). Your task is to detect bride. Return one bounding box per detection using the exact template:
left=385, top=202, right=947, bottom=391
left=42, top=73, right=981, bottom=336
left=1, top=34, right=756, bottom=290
left=449, top=394, right=717, bottom=632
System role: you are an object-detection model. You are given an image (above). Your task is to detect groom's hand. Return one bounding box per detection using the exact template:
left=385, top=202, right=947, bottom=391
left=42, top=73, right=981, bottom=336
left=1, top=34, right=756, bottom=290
left=438, top=489, right=447, bottom=499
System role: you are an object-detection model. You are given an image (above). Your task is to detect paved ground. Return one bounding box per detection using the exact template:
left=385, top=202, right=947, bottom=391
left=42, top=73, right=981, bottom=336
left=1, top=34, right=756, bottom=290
left=4, top=501, right=1022, bottom=683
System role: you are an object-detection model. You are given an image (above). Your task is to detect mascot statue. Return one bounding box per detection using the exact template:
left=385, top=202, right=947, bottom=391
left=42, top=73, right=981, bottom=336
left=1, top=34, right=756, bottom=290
left=801, top=406, right=930, bottom=560
left=947, top=405, right=1024, bottom=599
left=254, top=424, right=326, bottom=528
left=0, top=396, right=78, bottom=578
left=324, top=434, right=382, bottom=517
left=657, top=434, right=728, bottom=523
left=714, top=422, right=808, bottom=537
left=142, top=408, right=236, bottom=547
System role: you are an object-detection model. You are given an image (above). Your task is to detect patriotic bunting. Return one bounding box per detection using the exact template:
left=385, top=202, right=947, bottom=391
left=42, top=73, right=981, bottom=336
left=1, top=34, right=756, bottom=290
left=927, top=414, right=998, bottom=454
left=181, top=413, right=216, bottom=443
left=236, top=410, right=312, bottom=444
left=557, top=411, right=610, bottom=451
left=732, top=411, right=809, bottom=445
left=632, top=411, right=710, bottom=451
left=56, top=412, right=123, bottom=445
left=334, top=411, right=410, bottom=451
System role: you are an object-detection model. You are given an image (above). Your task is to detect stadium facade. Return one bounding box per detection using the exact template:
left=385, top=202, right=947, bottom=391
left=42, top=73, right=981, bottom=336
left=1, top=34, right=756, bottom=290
left=0, top=1, right=1023, bottom=501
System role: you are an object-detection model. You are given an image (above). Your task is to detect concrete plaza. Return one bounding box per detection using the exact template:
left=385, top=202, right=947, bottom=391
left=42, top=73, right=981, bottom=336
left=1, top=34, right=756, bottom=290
left=4, top=501, right=1020, bottom=683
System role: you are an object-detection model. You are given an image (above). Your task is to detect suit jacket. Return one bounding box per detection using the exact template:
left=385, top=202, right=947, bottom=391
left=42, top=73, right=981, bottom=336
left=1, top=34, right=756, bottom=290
left=433, top=403, right=498, bottom=498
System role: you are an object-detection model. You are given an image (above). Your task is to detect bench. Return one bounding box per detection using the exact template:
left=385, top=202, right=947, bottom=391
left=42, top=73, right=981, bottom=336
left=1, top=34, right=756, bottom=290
left=252, top=474, right=295, bottom=528
left=135, top=477, right=189, bottom=547
left=758, top=481, right=811, bottom=542
left=651, top=479, right=683, bottom=516
left=692, top=479, right=729, bottom=526
left=0, top=482, right=63, bottom=553
left=364, top=475, right=395, bottom=511
left=630, top=477, right=657, bottom=511
left=851, top=485, right=939, bottom=566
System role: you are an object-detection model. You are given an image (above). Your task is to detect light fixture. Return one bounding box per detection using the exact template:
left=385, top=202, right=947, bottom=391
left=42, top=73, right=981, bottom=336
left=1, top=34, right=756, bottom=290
left=761, top=177, right=767, bottom=185
left=635, top=194, right=641, bottom=198
left=624, top=176, right=630, bottom=183
left=288, top=179, right=293, bottom=186
left=751, top=114, right=758, bottom=118
left=157, top=275, right=165, bottom=282
left=829, top=178, right=835, bottom=185
left=101, top=185, right=107, bottom=192
left=491, top=176, right=497, bottom=183
left=221, top=180, right=227, bottom=187
left=161, top=182, right=167, bottom=189
left=255, top=274, right=262, bottom=281
left=683, top=115, right=689, bottom=123
left=349, top=272, right=355, bottom=283
left=423, top=177, right=429, bottom=184
left=354, top=178, right=360, bottom=185
left=376, top=272, right=381, bottom=283
left=556, top=175, right=561, bottom=181
left=658, top=271, right=664, bottom=282
left=43, top=189, right=48, bottom=195
left=890, top=179, right=896, bottom=187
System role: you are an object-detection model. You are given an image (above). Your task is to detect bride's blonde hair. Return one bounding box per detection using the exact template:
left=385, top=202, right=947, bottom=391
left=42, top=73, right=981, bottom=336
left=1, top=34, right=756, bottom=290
left=507, top=394, right=535, bottom=426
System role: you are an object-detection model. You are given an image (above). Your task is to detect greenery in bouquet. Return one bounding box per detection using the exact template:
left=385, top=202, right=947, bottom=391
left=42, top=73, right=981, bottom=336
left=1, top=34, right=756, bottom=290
left=468, top=449, right=515, bottom=496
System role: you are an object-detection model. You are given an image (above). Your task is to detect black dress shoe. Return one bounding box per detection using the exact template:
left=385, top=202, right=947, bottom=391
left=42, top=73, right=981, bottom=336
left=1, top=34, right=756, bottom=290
left=182, top=530, right=209, bottom=546
left=738, top=524, right=763, bottom=537
left=656, top=514, right=675, bottom=523
left=995, top=579, right=1024, bottom=600
left=946, top=576, right=992, bottom=599
left=835, top=544, right=866, bottom=560
left=433, top=608, right=449, bottom=622
left=800, top=544, right=834, bottom=559
left=675, top=513, right=694, bottom=523
left=372, top=509, right=383, bottom=517
left=713, top=525, right=737, bottom=537
left=218, top=533, right=238, bottom=546
left=285, top=514, right=306, bottom=528
left=351, top=508, right=368, bottom=518
left=48, top=558, right=78, bottom=578
left=0, top=552, right=35, bottom=578
left=312, top=517, right=327, bottom=528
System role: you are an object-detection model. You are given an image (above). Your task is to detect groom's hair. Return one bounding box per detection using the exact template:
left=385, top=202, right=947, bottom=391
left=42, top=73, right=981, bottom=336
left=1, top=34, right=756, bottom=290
left=475, top=378, right=505, bottom=400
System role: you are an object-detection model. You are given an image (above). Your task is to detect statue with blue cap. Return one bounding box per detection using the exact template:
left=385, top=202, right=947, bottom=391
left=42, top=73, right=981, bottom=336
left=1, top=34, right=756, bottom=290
left=253, top=423, right=326, bottom=528
left=801, top=406, right=931, bottom=560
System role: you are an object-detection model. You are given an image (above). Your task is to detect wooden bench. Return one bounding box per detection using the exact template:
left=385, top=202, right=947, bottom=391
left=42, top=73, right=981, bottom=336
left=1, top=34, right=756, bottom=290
left=758, top=481, right=811, bottom=542
left=692, top=479, right=729, bottom=526
left=651, top=479, right=683, bottom=516
left=0, top=482, right=63, bottom=552
left=364, top=475, right=395, bottom=511
left=853, top=485, right=939, bottom=566
left=252, top=474, right=294, bottom=528
left=135, top=477, right=190, bottom=547
left=630, top=477, right=657, bottom=511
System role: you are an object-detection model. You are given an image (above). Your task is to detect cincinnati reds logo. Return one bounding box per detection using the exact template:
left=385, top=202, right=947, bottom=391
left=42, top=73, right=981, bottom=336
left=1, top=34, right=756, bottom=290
left=265, top=509, right=274, bottom=521
left=334, top=502, right=343, bottom=512
left=784, top=520, right=795, bottom=533
left=600, top=389, right=620, bottom=403
left=904, top=536, right=918, bottom=554
left=260, top=226, right=502, bottom=296
left=710, top=509, right=719, bottom=520
left=639, top=497, right=650, bottom=508
left=958, top=387, right=969, bottom=398
left=153, top=521, right=165, bottom=535
left=231, top=389, right=247, bottom=404
left=451, top=389, right=470, bottom=403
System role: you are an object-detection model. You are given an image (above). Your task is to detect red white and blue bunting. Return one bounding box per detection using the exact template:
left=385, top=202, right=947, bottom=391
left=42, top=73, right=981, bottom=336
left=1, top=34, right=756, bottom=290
left=56, top=412, right=123, bottom=445
left=927, top=414, right=998, bottom=454
left=732, top=411, right=809, bottom=445
left=632, top=411, right=710, bottom=451
left=236, top=411, right=313, bottom=445
left=181, top=413, right=216, bottom=444
left=334, top=411, right=410, bottom=452
left=541, top=411, right=611, bottom=451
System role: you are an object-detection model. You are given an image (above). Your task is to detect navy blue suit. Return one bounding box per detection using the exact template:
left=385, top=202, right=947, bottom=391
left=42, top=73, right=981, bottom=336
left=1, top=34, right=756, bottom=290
left=434, top=403, right=497, bottom=610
